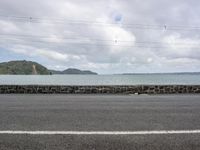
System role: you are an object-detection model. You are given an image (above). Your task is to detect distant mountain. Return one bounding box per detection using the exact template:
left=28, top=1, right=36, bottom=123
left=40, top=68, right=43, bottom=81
left=0, top=60, right=50, bottom=75
left=50, top=68, right=98, bottom=75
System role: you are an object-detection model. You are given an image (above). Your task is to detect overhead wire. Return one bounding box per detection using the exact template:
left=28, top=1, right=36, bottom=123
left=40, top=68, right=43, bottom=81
left=0, top=33, right=199, bottom=48
left=0, top=14, right=200, bottom=49
left=0, top=37, right=199, bottom=50
left=0, top=14, right=200, bottom=31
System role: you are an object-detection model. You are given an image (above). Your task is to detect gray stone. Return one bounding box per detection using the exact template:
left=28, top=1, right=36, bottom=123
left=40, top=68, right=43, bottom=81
left=0, top=85, right=200, bottom=94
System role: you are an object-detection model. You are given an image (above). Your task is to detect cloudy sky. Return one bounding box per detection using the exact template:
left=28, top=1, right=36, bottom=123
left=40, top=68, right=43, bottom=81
left=0, top=0, right=200, bottom=74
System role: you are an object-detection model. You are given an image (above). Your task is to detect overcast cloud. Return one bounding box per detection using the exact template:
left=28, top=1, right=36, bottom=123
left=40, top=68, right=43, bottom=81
left=0, top=0, right=200, bottom=74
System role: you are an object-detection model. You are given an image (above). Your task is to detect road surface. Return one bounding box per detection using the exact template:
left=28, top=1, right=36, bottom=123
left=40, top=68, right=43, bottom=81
left=0, top=94, right=200, bottom=150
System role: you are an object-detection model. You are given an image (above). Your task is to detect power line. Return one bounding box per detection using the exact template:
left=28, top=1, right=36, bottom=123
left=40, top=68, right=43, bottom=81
left=1, top=14, right=200, bottom=31
left=0, top=33, right=135, bottom=43
left=0, top=33, right=199, bottom=47
left=0, top=37, right=199, bottom=49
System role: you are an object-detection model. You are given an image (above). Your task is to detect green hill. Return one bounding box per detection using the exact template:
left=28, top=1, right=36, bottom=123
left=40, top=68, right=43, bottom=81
left=0, top=60, right=50, bottom=75
left=50, top=68, right=97, bottom=75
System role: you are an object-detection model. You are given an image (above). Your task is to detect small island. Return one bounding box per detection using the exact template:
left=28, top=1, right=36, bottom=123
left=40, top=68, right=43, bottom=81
left=50, top=68, right=97, bottom=75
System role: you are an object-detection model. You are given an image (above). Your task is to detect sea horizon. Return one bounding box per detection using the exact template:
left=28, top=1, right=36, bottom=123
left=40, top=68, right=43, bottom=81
left=1, top=74, right=200, bottom=85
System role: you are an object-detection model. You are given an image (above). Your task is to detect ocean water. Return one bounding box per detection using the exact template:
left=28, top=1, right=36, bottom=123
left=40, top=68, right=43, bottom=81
left=0, top=74, right=200, bottom=85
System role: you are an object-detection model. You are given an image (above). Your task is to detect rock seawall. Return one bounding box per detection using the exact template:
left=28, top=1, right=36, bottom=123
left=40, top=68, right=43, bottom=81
left=0, top=85, right=200, bottom=94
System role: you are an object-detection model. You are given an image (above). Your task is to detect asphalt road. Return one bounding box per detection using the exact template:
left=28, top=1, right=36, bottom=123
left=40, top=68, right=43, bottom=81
left=0, top=94, right=200, bottom=150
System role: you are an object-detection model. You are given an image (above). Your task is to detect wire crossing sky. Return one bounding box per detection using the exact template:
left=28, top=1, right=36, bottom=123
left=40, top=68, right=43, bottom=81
left=0, top=0, right=200, bottom=74
left=1, top=14, right=200, bottom=30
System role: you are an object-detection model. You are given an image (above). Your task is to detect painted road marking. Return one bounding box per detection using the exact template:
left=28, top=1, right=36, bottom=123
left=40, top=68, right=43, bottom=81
left=0, top=130, right=200, bottom=135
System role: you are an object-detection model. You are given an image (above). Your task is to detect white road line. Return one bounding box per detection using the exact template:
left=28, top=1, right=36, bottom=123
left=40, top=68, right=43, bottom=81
left=0, top=130, right=200, bottom=135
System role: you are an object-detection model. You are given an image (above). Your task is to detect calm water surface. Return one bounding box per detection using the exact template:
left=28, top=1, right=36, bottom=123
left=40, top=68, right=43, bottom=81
left=0, top=74, right=200, bottom=85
